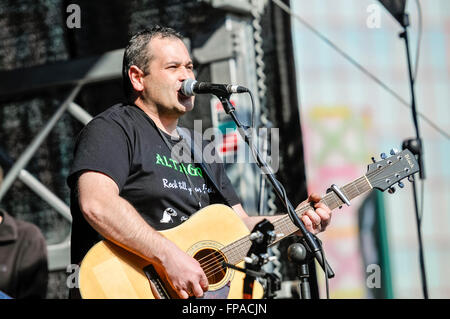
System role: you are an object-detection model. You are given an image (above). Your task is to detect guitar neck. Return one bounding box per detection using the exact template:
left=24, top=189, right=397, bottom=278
left=222, top=174, right=373, bottom=265
left=271, top=174, right=373, bottom=244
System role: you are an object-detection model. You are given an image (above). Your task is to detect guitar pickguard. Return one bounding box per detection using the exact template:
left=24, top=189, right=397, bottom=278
left=199, top=282, right=231, bottom=299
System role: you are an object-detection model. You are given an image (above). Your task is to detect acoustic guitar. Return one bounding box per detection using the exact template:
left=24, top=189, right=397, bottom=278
left=78, top=149, right=419, bottom=299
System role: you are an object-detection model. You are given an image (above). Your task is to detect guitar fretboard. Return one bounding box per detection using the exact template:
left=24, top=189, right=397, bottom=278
left=221, top=175, right=373, bottom=265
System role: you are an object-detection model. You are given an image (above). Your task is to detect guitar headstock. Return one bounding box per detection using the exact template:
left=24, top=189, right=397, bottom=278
left=366, top=149, right=419, bottom=193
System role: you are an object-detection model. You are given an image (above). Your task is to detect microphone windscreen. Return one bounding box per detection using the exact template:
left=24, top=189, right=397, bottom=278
left=180, top=79, right=196, bottom=96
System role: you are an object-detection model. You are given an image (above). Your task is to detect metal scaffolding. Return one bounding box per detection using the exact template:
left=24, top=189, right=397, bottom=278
left=0, top=49, right=122, bottom=270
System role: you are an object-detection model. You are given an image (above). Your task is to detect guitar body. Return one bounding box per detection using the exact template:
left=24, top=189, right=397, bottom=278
left=78, top=149, right=419, bottom=298
left=79, top=204, right=264, bottom=299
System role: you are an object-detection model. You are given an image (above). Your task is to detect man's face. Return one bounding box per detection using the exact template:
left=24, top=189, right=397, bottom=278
left=140, top=36, right=195, bottom=117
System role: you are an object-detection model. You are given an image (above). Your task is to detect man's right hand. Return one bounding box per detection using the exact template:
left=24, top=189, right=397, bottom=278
left=160, top=240, right=209, bottom=299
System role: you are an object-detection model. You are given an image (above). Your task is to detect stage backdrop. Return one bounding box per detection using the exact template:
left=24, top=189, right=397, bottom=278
left=290, top=0, right=450, bottom=298
left=0, top=0, right=306, bottom=298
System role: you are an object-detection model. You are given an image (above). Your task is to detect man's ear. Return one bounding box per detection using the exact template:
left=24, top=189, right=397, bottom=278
left=128, top=65, right=145, bottom=93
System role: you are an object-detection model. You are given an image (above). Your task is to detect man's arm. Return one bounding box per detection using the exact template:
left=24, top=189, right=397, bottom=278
left=232, top=193, right=332, bottom=235
left=77, top=171, right=208, bottom=299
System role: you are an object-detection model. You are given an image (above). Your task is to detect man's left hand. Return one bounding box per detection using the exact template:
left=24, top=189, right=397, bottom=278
left=297, top=193, right=332, bottom=235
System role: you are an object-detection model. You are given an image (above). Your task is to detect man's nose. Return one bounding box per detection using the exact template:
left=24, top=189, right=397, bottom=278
left=179, top=67, right=194, bottom=81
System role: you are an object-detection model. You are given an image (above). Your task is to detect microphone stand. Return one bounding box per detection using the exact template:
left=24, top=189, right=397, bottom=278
left=288, top=241, right=313, bottom=299
left=216, top=94, right=335, bottom=280
left=398, top=12, right=428, bottom=299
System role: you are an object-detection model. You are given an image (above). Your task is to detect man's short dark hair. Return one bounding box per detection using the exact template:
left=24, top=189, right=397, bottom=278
left=122, top=25, right=184, bottom=100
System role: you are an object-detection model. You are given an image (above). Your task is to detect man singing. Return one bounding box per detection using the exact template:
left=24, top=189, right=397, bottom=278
left=68, top=25, right=331, bottom=299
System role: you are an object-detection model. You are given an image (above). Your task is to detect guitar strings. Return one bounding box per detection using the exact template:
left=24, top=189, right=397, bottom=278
left=200, top=181, right=374, bottom=279
left=198, top=195, right=339, bottom=277
left=197, top=159, right=408, bottom=281
left=202, top=215, right=302, bottom=279
left=201, top=182, right=370, bottom=280
left=201, top=223, right=289, bottom=280
left=196, top=206, right=305, bottom=273
left=201, top=182, right=367, bottom=280
left=199, top=208, right=311, bottom=278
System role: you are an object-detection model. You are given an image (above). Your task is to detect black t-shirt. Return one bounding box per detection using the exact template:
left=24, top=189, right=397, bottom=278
left=67, top=103, right=241, bottom=264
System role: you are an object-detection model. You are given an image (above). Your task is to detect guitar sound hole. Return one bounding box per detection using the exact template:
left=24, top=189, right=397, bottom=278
left=194, top=249, right=226, bottom=285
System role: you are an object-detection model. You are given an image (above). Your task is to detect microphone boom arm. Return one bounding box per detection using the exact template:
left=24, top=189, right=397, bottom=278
left=216, top=93, right=334, bottom=279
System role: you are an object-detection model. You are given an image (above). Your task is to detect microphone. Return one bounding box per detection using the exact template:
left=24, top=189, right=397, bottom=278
left=180, top=79, right=248, bottom=97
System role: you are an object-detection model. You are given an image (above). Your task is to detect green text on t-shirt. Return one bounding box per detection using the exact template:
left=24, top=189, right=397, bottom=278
left=155, top=153, right=203, bottom=178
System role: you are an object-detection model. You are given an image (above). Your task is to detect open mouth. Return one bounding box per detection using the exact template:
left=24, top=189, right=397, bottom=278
left=177, top=90, right=192, bottom=106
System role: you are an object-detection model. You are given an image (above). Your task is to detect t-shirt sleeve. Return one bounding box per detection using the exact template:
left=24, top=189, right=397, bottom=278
left=67, top=117, right=131, bottom=191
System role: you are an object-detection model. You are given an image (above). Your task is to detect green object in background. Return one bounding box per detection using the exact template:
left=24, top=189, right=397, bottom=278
left=358, top=191, right=394, bottom=299
left=217, top=121, right=237, bottom=135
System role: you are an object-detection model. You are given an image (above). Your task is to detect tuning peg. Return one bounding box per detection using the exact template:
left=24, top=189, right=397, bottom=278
left=267, top=231, right=278, bottom=243
left=398, top=181, right=404, bottom=188
left=388, top=187, right=396, bottom=194
left=249, top=231, right=263, bottom=243
left=380, top=153, right=387, bottom=159
left=244, top=254, right=259, bottom=265
left=390, top=148, right=399, bottom=155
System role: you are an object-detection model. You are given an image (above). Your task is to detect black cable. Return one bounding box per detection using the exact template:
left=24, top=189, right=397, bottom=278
left=409, top=0, right=426, bottom=253
left=246, top=90, right=330, bottom=299
left=403, top=0, right=428, bottom=299
left=414, top=0, right=425, bottom=231
left=413, top=0, right=422, bottom=82
left=248, top=90, right=256, bottom=131
left=320, top=243, right=330, bottom=299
